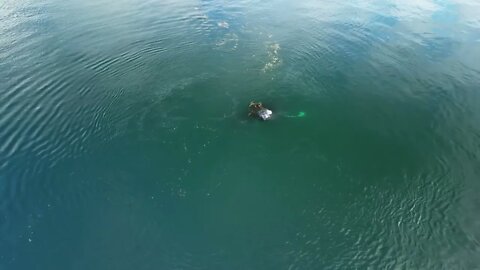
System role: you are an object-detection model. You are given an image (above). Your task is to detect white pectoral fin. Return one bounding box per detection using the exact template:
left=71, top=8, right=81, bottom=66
left=258, top=109, right=272, bottom=120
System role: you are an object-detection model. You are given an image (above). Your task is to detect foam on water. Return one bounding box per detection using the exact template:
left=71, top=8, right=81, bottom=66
left=263, top=42, right=282, bottom=72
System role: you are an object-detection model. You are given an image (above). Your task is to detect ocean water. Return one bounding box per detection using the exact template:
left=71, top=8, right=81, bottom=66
left=1, top=0, right=480, bottom=269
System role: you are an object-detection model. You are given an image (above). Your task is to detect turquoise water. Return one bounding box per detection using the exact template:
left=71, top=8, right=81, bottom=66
left=1, top=0, right=480, bottom=268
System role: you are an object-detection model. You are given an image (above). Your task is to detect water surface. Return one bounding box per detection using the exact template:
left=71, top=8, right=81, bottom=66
left=1, top=0, right=480, bottom=269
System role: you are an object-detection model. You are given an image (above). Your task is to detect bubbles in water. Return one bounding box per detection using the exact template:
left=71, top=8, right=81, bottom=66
left=215, top=33, right=239, bottom=51
left=263, top=42, right=281, bottom=72
left=217, top=21, right=229, bottom=29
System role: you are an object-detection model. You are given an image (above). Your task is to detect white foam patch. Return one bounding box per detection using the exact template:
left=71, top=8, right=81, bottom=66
left=263, top=43, right=281, bottom=72
left=217, top=21, right=229, bottom=29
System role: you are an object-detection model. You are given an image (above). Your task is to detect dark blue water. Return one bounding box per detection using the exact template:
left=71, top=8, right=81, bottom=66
left=1, top=0, right=480, bottom=269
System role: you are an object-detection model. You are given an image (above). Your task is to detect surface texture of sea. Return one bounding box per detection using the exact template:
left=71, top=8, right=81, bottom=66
left=1, top=0, right=480, bottom=269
